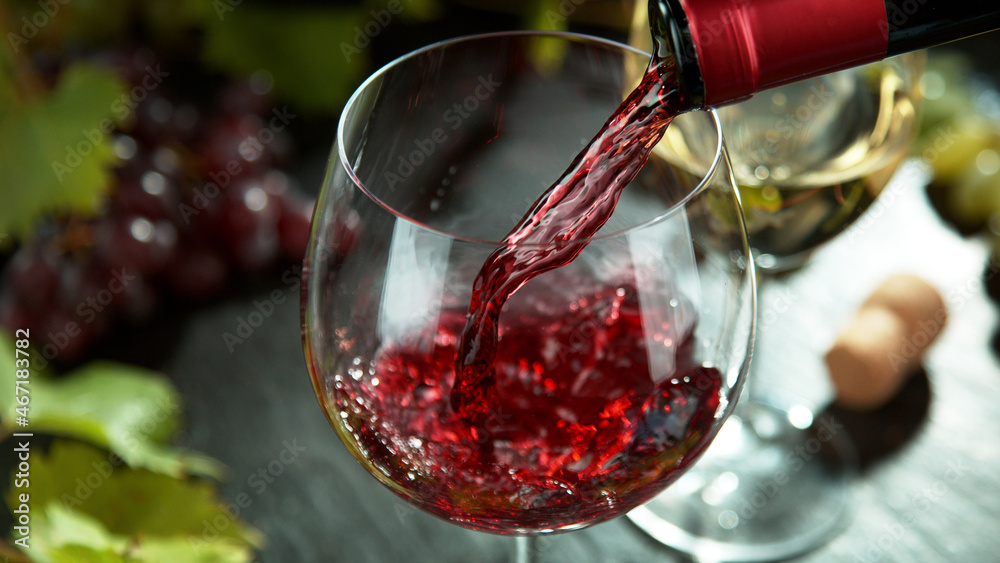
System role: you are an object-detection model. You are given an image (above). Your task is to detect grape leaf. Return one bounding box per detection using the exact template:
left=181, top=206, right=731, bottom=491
left=16, top=441, right=262, bottom=548
left=0, top=63, right=127, bottom=242
left=61, top=0, right=133, bottom=46
left=4, top=0, right=131, bottom=48
left=363, top=0, right=443, bottom=22
left=0, top=334, right=18, bottom=420
left=138, top=0, right=217, bottom=48
left=27, top=508, right=254, bottom=563
left=0, top=335, right=223, bottom=478
left=130, top=535, right=256, bottom=563
left=26, top=501, right=124, bottom=558
left=526, top=0, right=571, bottom=31
left=27, top=544, right=122, bottom=563
left=14, top=478, right=253, bottom=563
left=201, top=5, right=369, bottom=114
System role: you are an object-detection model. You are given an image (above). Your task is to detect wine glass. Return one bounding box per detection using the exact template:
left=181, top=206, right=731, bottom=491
left=716, top=54, right=925, bottom=273
left=626, top=37, right=924, bottom=562
left=301, top=31, right=755, bottom=561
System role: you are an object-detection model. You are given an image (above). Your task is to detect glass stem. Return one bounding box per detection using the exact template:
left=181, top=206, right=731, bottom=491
left=511, top=536, right=540, bottom=563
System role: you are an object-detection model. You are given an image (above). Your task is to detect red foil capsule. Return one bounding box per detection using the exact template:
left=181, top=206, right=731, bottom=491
left=679, top=0, right=889, bottom=106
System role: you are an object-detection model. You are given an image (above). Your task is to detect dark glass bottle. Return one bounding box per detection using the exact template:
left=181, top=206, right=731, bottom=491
left=648, top=0, right=1000, bottom=108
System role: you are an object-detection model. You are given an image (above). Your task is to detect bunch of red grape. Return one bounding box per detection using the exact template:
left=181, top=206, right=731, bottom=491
left=0, top=52, right=315, bottom=367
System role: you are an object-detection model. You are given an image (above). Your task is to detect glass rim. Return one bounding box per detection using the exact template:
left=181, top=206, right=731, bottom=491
left=336, top=30, right=728, bottom=247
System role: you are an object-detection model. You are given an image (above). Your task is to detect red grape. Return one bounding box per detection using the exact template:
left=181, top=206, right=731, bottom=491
left=218, top=181, right=280, bottom=272
left=5, top=247, right=60, bottom=310
left=166, top=243, right=230, bottom=301
left=95, top=215, right=178, bottom=276
left=0, top=50, right=314, bottom=365
left=278, top=193, right=314, bottom=262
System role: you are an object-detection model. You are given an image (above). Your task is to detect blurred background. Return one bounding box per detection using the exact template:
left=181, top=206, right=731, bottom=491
left=1, top=1, right=999, bottom=562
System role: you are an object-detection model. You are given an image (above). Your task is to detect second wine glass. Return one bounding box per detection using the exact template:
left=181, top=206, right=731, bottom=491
left=627, top=46, right=924, bottom=561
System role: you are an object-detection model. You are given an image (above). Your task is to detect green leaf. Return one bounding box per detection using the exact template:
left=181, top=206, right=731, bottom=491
left=10, top=441, right=263, bottom=552
left=0, top=335, right=222, bottom=478
left=0, top=63, right=126, bottom=241
left=525, top=0, right=570, bottom=31
left=38, top=544, right=123, bottom=563
left=20, top=498, right=256, bottom=563
left=130, top=535, right=256, bottom=563
left=138, top=0, right=217, bottom=48
left=4, top=0, right=130, bottom=48
left=202, top=5, right=369, bottom=114
left=363, top=0, right=443, bottom=22
left=30, top=502, right=126, bottom=558
left=0, top=333, right=18, bottom=419
left=61, top=0, right=133, bottom=46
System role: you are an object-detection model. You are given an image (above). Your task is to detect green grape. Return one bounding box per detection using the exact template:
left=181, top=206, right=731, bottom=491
left=942, top=156, right=1000, bottom=231
left=922, top=114, right=999, bottom=186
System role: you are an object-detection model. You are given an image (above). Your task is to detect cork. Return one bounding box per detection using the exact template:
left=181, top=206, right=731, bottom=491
left=861, top=274, right=948, bottom=338
left=826, top=275, right=947, bottom=411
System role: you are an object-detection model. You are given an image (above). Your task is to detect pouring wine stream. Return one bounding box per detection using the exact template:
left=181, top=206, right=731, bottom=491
left=451, top=49, right=687, bottom=422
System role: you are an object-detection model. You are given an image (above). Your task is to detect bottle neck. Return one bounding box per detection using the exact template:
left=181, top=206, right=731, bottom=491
left=651, top=0, right=1000, bottom=108
left=649, top=0, right=706, bottom=108
left=883, top=0, right=1000, bottom=56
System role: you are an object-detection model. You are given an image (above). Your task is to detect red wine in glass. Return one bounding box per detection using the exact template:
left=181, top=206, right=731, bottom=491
left=344, top=269, right=722, bottom=533
left=335, top=48, right=723, bottom=531
left=308, top=32, right=748, bottom=536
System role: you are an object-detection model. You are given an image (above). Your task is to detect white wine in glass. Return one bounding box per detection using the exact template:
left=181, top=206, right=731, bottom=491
left=628, top=6, right=925, bottom=559
left=656, top=54, right=923, bottom=270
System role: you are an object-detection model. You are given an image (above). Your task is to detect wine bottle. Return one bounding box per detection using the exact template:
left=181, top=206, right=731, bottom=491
left=648, top=0, right=1000, bottom=107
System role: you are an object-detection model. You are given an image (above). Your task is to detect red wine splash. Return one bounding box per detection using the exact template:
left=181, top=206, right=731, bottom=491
left=451, top=55, right=685, bottom=420
left=337, top=274, right=722, bottom=533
